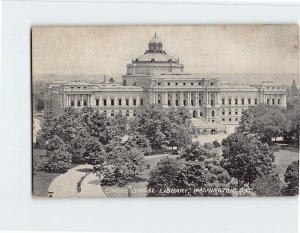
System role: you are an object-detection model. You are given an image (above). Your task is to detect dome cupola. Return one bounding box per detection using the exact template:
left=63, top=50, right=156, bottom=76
left=148, top=33, right=163, bottom=53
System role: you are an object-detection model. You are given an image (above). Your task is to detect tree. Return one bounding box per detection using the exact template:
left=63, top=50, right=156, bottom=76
left=124, top=133, right=152, bottom=155
left=147, top=157, right=183, bottom=197
left=251, top=174, right=283, bottom=197
left=282, top=160, right=299, bottom=196
left=237, top=105, right=290, bottom=143
left=38, top=149, right=72, bottom=173
left=285, top=102, right=300, bottom=144
left=36, top=99, right=45, bottom=112
left=221, top=133, right=275, bottom=189
left=147, top=143, right=233, bottom=197
left=103, top=141, right=146, bottom=186
left=167, top=123, right=192, bottom=151
left=134, top=105, right=193, bottom=150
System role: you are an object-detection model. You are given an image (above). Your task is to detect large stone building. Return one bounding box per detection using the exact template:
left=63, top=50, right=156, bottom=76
left=44, top=34, right=287, bottom=131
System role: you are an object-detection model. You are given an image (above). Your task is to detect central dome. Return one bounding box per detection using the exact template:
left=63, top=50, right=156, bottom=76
left=149, top=33, right=162, bottom=44
left=133, top=33, right=178, bottom=63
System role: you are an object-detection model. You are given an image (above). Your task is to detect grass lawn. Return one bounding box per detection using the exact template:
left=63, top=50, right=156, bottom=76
left=102, top=153, right=179, bottom=198
left=32, top=148, right=61, bottom=197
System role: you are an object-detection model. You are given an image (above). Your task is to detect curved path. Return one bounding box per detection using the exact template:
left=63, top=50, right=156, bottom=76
left=48, top=164, right=106, bottom=198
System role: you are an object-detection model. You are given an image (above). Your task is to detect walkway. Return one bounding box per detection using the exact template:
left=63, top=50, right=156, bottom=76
left=48, top=164, right=106, bottom=198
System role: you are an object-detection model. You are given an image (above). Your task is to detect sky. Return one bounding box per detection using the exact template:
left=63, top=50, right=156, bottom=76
left=32, top=25, right=299, bottom=76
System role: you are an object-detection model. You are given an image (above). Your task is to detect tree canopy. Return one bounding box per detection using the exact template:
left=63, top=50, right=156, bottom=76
left=237, top=104, right=290, bottom=143
left=221, top=133, right=274, bottom=189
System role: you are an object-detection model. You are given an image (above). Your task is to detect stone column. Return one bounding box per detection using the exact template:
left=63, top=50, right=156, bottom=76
left=121, top=97, right=126, bottom=106
left=195, top=92, right=198, bottom=107
left=180, top=92, right=184, bottom=106
left=163, top=92, right=168, bottom=107
left=172, top=92, right=176, bottom=106
left=107, top=96, right=111, bottom=106
left=129, top=97, right=133, bottom=106
left=137, top=96, right=140, bottom=106
left=187, top=92, right=191, bottom=107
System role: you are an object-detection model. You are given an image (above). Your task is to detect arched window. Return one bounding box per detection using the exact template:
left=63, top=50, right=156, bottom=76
left=126, top=110, right=130, bottom=117
left=111, top=110, right=114, bottom=117
left=103, top=110, right=107, bottom=116
left=211, top=111, right=215, bottom=117
left=118, top=110, right=122, bottom=116
left=133, top=110, right=137, bottom=116
left=193, top=111, right=197, bottom=118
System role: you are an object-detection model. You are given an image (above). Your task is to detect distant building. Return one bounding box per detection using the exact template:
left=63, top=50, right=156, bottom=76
left=44, top=34, right=287, bottom=131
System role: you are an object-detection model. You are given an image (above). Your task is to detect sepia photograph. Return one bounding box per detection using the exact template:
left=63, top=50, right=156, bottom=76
left=32, top=25, right=300, bottom=198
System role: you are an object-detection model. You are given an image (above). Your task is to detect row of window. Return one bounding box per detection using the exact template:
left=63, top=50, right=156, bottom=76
left=222, top=98, right=258, bottom=105
left=70, top=100, right=88, bottom=107
left=266, top=99, right=281, bottom=105
left=158, top=99, right=214, bottom=107
left=95, top=98, right=144, bottom=106
left=157, top=82, right=215, bottom=86
left=102, top=110, right=137, bottom=117
left=222, top=117, right=239, bottom=122
left=221, top=109, right=244, bottom=116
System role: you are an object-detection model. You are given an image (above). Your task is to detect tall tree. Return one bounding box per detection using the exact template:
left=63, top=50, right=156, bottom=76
left=283, top=160, right=299, bottom=196
left=221, top=133, right=274, bottom=189
left=237, top=105, right=290, bottom=143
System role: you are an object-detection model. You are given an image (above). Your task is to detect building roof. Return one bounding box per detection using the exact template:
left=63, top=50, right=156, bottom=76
left=136, top=52, right=178, bottom=62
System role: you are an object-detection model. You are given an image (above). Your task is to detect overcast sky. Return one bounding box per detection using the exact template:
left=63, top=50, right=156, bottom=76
left=32, top=25, right=299, bottom=76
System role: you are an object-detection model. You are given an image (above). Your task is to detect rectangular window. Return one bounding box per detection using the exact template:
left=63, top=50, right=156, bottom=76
left=167, top=83, right=170, bottom=86
left=133, top=99, right=137, bottom=106
left=222, top=99, right=225, bottom=105
left=267, top=99, right=270, bottom=104
left=140, top=99, right=144, bottom=106
left=278, top=99, right=280, bottom=105
left=235, top=111, right=238, bottom=115
left=229, top=118, right=232, bottom=121
left=126, top=99, right=129, bottom=106
left=235, top=99, right=238, bottom=105
left=71, top=100, right=74, bottom=106
left=272, top=99, right=275, bottom=105
left=168, top=100, right=171, bottom=106
left=103, top=99, right=107, bottom=106
left=229, top=99, right=232, bottom=105
left=242, top=99, right=244, bottom=105
left=158, top=100, right=161, bottom=104
left=229, top=111, right=232, bottom=115
left=84, top=100, right=87, bottom=106
left=77, top=100, right=81, bottom=107
left=248, top=99, right=251, bottom=105
left=222, top=111, right=225, bottom=115
left=96, top=99, right=99, bottom=106
left=235, top=118, right=238, bottom=121
left=210, top=82, right=214, bottom=86
left=183, top=100, right=186, bottom=106
left=176, top=100, right=179, bottom=106
left=198, top=82, right=201, bottom=85
left=222, top=118, right=225, bottom=121
left=191, top=83, right=194, bottom=86
left=211, top=100, right=214, bottom=106
left=111, top=99, right=114, bottom=106
left=183, top=83, right=186, bottom=86
left=191, top=100, right=194, bottom=106
left=175, top=83, right=178, bottom=86
left=118, top=99, right=122, bottom=106
left=157, top=83, right=161, bottom=86
left=255, top=99, right=257, bottom=105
